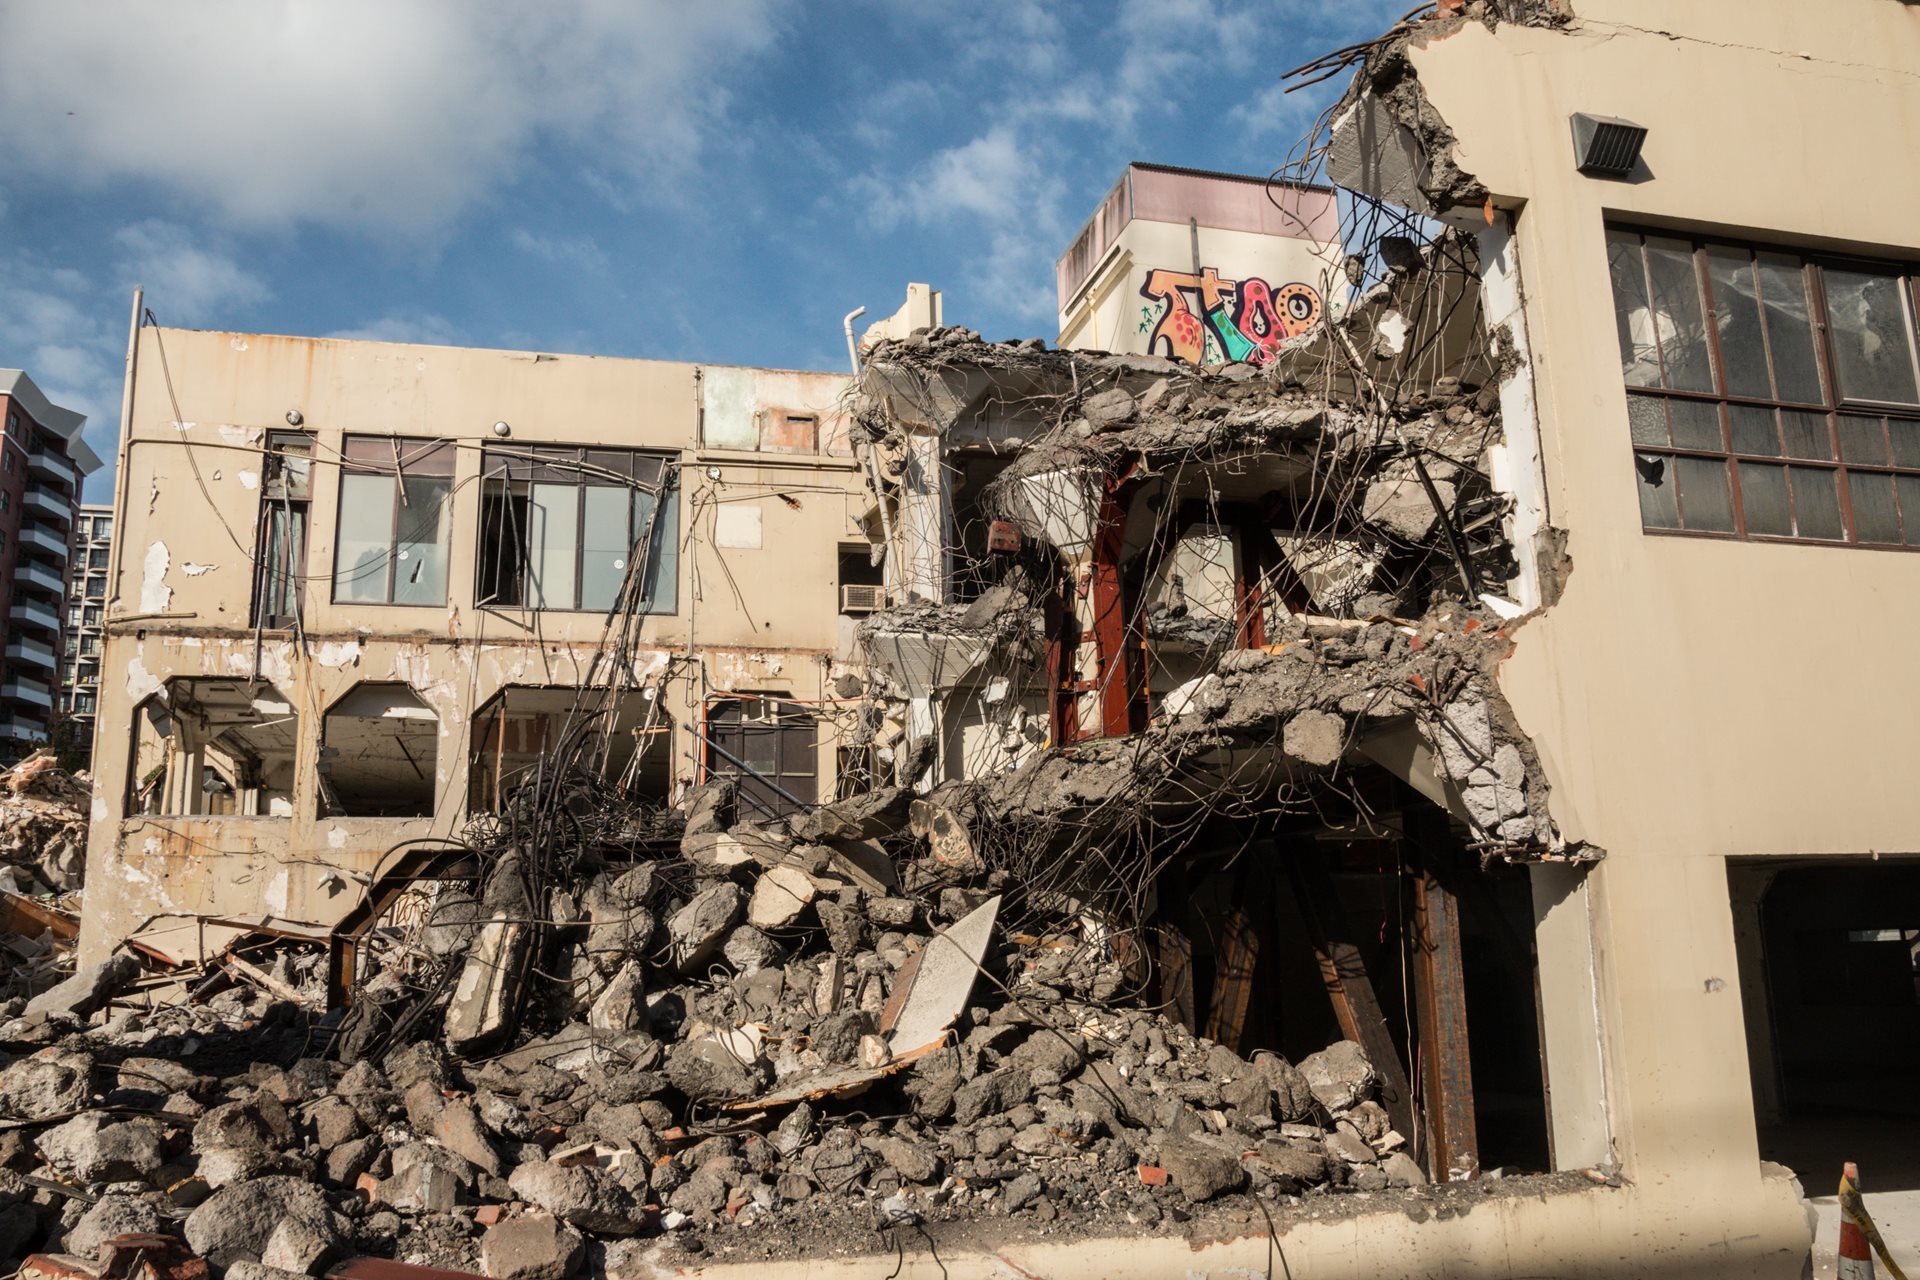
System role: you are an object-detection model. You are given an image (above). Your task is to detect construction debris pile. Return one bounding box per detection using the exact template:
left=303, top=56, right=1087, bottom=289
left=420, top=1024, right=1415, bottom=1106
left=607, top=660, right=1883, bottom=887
left=0, top=764, right=1452, bottom=1279
left=0, top=752, right=91, bottom=898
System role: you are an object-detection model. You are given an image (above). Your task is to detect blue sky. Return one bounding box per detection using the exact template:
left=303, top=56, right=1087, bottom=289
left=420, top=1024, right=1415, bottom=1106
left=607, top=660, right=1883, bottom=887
left=0, top=1, right=1411, bottom=500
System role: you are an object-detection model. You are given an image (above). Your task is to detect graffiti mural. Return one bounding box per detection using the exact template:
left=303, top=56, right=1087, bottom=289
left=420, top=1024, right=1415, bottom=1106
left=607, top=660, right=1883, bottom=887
left=1138, top=267, right=1323, bottom=365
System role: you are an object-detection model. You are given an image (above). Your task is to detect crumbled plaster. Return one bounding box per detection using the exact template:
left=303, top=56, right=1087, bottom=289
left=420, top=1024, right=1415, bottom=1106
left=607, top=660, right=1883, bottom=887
left=125, top=656, right=162, bottom=701
left=238, top=470, right=260, bottom=490
left=140, top=542, right=172, bottom=612
left=182, top=562, right=216, bottom=576
left=217, top=424, right=261, bottom=447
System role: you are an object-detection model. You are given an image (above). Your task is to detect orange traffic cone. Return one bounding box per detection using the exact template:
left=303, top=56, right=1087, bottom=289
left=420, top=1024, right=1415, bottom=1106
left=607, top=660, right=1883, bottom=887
left=1838, top=1162, right=1908, bottom=1280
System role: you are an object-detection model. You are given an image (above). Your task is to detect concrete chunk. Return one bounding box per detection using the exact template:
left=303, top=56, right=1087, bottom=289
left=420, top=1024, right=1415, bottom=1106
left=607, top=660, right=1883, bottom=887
left=747, top=865, right=816, bottom=929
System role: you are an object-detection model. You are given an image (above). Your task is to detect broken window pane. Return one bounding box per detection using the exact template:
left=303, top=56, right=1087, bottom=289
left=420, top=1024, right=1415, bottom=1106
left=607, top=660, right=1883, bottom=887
left=1609, top=230, right=1660, bottom=387
left=1675, top=456, right=1735, bottom=531
left=1780, top=410, right=1833, bottom=461
left=1849, top=472, right=1902, bottom=543
left=1756, top=256, right=1823, bottom=403
left=392, top=477, right=452, bottom=606
left=1626, top=395, right=1668, bottom=446
left=335, top=437, right=455, bottom=606
left=635, top=486, right=679, bottom=614
left=320, top=683, right=438, bottom=817
left=1825, top=267, right=1919, bottom=404
left=478, top=448, right=677, bottom=614
left=1738, top=463, right=1792, bottom=536
left=1730, top=406, right=1780, bottom=456
left=1788, top=467, right=1843, bottom=540
left=1644, top=238, right=1715, bottom=393
left=1837, top=416, right=1889, bottom=465
left=1707, top=246, right=1771, bottom=400
left=1667, top=399, right=1722, bottom=451
left=1634, top=452, right=1680, bottom=528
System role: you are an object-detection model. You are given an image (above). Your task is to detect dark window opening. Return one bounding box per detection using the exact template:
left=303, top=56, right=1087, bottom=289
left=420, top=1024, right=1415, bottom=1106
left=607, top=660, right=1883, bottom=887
left=476, top=446, right=678, bottom=614
left=1608, top=226, right=1920, bottom=547
left=947, top=452, right=1016, bottom=603
left=469, top=685, right=674, bottom=813
left=835, top=744, right=877, bottom=800
left=253, top=430, right=313, bottom=627
left=333, top=436, right=455, bottom=605
left=1144, top=775, right=1551, bottom=1181
left=319, top=683, right=438, bottom=817
left=838, top=542, right=885, bottom=614
left=705, top=695, right=816, bottom=820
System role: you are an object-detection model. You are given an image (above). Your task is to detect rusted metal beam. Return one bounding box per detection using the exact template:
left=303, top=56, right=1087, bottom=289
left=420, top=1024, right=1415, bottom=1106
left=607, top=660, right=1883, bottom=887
left=1087, top=486, right=1134, bottom=740
left=1155, top=923, right=1197, bottom=1034
left=1202, top=905, right=1259, bottom=1053
left=1287, top=848, right=1419, bottom=1146
left=1412, top=850, right=1480, bottom=1180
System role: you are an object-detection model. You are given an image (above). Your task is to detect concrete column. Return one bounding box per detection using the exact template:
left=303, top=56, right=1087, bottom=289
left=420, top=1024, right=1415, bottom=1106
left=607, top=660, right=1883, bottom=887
left=1727, top=863, right=1784, bottom=1126
left=897, top=431, right=948, bottom=604
left=1529, top=861, right=1612, bottom=1170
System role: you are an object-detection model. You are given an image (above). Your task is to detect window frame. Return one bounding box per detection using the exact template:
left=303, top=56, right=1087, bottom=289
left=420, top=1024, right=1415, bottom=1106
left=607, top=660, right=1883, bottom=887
left=331, top=435, right=457, bottom=607
left=1609, top=223, right=1920, bottom=550
left=475, top=445, right=679, bottom=615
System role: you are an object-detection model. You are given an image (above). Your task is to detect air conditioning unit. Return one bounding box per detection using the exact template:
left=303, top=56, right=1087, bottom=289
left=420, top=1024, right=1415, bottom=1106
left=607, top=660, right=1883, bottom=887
left=841, top=583, right=886, bottom=613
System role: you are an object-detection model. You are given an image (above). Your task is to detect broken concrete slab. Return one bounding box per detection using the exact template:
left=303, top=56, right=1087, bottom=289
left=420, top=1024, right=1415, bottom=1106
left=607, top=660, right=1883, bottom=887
left=886, top=894, right=999, bottom=1057
left=24, top=952, right=138, bottom=1021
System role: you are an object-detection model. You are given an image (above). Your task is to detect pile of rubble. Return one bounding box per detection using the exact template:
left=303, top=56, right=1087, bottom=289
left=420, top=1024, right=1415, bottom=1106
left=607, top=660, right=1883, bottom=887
left=0, top=771, right=1444, bottom=1279
left=0, top=751, right=91, bottom=898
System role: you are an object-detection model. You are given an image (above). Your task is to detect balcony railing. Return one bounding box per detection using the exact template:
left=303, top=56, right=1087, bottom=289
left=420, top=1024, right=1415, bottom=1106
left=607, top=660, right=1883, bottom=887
left=0, top=717, right=45, bottom=742
left=9, top=599, right=59, bottom=633
left=27, top=448, right=76, bottom=486
left=1, top=677, right=53, bottom=709
left=14, top=561, right=64, bottom=595
left=18, top=522, right=69, bottom=560
left=22, top=485, right=71, bottom=524
left=4, top=637, right=55, bottom=670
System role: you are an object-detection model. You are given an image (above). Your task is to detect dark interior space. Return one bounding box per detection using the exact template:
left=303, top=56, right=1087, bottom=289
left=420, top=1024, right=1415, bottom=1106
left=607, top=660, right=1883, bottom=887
left=1143, top=771, right=1552, bottom=1181
left=1734, top=858, right=1920, bottom=1194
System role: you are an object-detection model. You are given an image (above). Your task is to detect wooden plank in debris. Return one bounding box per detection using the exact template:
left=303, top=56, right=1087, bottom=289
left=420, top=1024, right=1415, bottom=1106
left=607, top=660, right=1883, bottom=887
left=1154, top=924, right=1197, bottom=1034
left=1412, top=853, right=1480, bottom=1181
left=223, top=953, right=313, bottom=1009
left=0, top=891, right=78, bottom=941
left=1286, top=849, right=1420, bottom=1147
left=1202, top=906, right=1259, bottom=1054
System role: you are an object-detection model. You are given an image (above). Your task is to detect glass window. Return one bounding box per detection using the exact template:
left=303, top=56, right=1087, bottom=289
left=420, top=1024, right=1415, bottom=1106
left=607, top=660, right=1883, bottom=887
left=87, top=546, right=107, bottom=570
left=477, top=446, right=677, bottom=614
left=1608, top=227, right=1920, bottom=548
left=332, top=437, right=455, bottom=605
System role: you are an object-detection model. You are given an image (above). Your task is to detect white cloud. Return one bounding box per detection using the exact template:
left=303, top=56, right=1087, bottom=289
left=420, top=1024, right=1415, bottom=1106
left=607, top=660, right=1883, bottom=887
left=0, top=252, right=124, bottom=472
left=0, top=0, right=786, bottom=234
left=322, top=312, right=465, bottom=346
left=509, top=228, right=608, bottom=271
left=115, top=221, right=269, bottom=323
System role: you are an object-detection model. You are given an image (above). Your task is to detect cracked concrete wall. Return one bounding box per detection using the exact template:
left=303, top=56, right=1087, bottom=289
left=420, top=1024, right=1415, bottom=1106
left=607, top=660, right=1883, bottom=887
left=1345, top=0, right=1920, bottom=1254
left=80, top=328, right=876, bottom=965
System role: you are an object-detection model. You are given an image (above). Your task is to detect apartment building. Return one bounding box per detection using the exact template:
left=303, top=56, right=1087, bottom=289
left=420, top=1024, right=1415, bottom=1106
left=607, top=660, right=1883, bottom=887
left=76, top=326, right=882, bottom=966
left=59, top=503, right=112, bottom=756
left=0, top=371, right=101, bottom=757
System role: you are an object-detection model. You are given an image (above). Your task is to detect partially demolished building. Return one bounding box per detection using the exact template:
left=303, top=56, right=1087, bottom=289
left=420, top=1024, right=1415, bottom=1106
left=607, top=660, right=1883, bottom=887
left=8, top=0, right=1919, bottom=1276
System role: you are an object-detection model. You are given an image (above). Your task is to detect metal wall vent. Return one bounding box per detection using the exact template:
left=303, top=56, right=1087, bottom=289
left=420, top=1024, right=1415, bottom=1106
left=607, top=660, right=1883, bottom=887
left=1570, top=113, right=1647, bottom=178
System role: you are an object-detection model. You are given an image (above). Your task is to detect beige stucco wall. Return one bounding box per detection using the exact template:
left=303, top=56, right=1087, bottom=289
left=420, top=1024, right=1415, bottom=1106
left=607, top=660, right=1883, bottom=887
left=1058, top=220, right=1345, bottom=358
left=1401, top=0, right=1920, bottom=1238
left=80, top=328, right=872, bottom=963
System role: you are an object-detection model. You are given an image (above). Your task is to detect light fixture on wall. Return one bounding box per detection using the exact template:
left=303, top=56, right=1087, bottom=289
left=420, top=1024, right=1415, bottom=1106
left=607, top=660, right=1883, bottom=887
left=1570, top=112, right=1647, bottom=178
left=286, top=409, right=304, bottom=426
left=492, top=421, right=511, bottom=438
